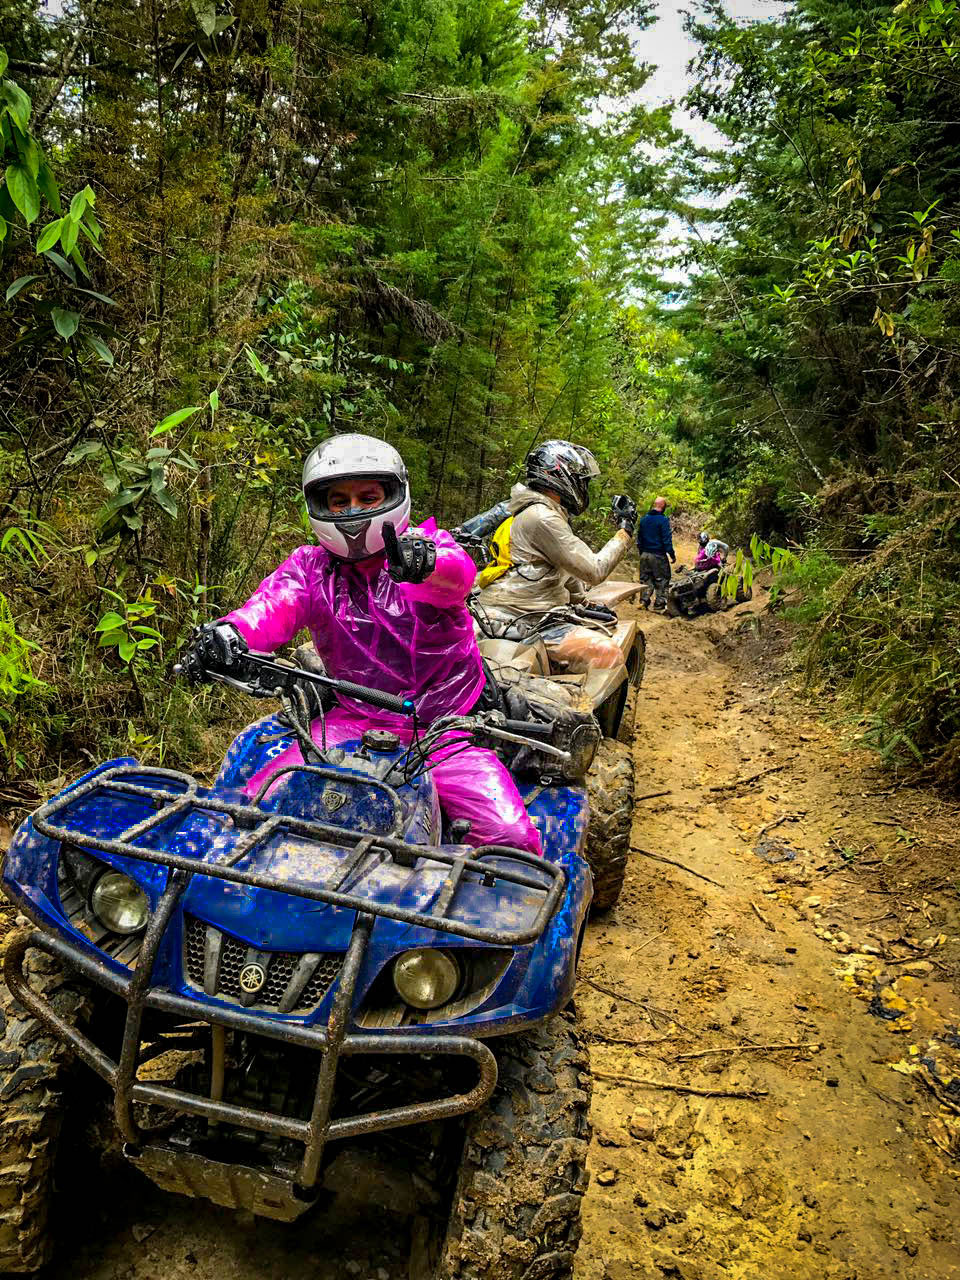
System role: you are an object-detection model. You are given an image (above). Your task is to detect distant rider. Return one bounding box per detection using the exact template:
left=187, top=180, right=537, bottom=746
left=695, top=532, right=729, bottom=572
left=636, top=497, right=676, bottom=612
left=474, top=439, right=636, bottom=671
left=180, top=433, right=542, bottom=856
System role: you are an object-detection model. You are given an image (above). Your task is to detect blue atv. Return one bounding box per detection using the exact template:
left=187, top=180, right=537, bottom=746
left=0, top=650, right=605, bottom=1276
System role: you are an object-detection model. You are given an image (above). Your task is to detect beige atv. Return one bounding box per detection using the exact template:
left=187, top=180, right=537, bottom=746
left=475, top=581, right=645, bottom=911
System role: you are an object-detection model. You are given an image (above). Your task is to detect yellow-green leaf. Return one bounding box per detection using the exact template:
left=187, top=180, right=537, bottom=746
left=36, top=218, right=63, bottom=253
left=150, top=406, right=201, bottom=437
left=5, top=162, right=39, bottom=223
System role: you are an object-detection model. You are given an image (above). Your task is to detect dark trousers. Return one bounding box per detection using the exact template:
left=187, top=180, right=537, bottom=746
left=638, top=552, right=671, bottom=609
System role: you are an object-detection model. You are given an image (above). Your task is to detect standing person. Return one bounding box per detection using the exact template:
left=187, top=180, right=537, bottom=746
left=636, top=496, right=676, bottom=612
left=179, top=433, right=543, bottom=857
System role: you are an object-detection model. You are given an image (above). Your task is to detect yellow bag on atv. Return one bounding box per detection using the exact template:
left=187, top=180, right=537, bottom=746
left=476, top=515, right=516, bottom=589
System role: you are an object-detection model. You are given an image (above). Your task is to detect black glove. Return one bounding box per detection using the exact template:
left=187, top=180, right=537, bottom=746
left=179, top=621, right=248, bottom=684
left=382, top=521, right=437, bottom=584
left=611, top=494, right=637, bottom=535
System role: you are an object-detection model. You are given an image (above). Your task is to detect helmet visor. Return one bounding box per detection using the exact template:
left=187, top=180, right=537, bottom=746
left=574, top=447, right=601, bottom=479
left=304, top=473, right=405, bottom=522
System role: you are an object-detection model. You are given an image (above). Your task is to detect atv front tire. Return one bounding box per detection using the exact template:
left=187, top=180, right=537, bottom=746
left=0, top=931, right=84, bottom=1273
left=583, top=739, right=634, bottom=911
left=704, top=583, right=724, bottom=612
left=436, top=1013, right=591, bottom=1280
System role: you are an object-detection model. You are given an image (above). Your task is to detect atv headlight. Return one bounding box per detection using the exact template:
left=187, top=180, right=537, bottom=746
left=90, top=871, right=149, bottom=935
left=392, top=949, right=460, bottom=1010
left=566, top=722, right=600, bottom=780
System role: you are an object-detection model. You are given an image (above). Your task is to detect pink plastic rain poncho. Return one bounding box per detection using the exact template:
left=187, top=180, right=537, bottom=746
left=224, top=520, right=543, bottom=856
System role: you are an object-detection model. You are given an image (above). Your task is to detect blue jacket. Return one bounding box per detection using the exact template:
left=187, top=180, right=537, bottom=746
left=637, top=509, right=675, bottom=558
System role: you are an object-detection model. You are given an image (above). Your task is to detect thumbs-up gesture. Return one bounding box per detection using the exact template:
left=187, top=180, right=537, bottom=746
left=382, top=521, right=438, bottom=584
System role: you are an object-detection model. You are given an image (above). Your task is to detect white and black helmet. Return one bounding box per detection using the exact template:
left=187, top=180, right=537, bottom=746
left=302, top=433, right=411, bottom=560
left=525, top=439, right=600, bottom=516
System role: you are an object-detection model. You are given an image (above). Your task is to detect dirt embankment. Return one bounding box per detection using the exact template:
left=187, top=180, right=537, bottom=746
left=13, top=561, right=960, bottom=1280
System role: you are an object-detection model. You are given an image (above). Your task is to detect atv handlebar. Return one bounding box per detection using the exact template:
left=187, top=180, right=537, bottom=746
left=175, top=651, right=415, bottom=717
left=243, top=654, right=415, bottom=717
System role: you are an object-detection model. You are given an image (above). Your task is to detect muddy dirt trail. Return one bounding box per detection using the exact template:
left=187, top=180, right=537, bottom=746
left=579, top=582, right=960, bottom=1280
left=32, top=565, right=960, bottom=1280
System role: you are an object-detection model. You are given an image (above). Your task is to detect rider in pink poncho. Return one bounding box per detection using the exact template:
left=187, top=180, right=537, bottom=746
left=181, top=434, right=542, bottom=857
left=694, top=533, right=729, bottom=572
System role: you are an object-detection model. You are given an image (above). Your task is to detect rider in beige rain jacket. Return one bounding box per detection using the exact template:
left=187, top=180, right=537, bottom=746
left=478, top=483, right=631, bottom=617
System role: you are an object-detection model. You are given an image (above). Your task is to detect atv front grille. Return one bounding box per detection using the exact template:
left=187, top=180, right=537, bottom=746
left=183, top=916, right=343, bottom=1014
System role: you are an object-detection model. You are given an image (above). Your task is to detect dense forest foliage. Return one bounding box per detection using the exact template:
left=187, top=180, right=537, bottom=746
left=1, top=0, right=959, bottom=788
left=668, top=0, right=960, bottom=783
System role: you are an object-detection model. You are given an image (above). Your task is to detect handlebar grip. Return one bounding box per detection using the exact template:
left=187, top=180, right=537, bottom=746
left=334, top=679, right=414, bottom=716
left=501, top=718, right=555, bottom=741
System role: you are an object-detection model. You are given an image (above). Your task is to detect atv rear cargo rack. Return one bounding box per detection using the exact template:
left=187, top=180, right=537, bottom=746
left=31, top=764, right=564, bottom=946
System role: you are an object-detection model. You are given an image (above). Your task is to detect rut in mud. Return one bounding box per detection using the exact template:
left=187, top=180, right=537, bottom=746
left=24, top=568, right=960, bottom=1280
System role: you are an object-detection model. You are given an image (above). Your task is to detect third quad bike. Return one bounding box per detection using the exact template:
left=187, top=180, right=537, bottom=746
left=0, top=650, right=606, bottom=1277
left=471, top=580, right=645, bottom=910
left=666, top=564, right=753, bottom=618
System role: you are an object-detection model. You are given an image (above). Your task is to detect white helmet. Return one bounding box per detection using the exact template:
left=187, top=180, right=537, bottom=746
left=302, top=433, right=411, bottom=560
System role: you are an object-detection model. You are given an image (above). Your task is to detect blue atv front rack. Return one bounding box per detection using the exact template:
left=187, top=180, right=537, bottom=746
left=5, top=764, right=565, bottom=1201
left=32, top=765, right=563, bottom=945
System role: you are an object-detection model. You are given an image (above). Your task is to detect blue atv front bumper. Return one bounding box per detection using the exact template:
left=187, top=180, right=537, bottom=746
left=3, top=762, right=587, bottom=1215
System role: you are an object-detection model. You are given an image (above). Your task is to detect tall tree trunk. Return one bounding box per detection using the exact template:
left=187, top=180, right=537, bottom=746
left=433, top=254, right=478, bottom=521
left=150, top=0, right=167, bottom=414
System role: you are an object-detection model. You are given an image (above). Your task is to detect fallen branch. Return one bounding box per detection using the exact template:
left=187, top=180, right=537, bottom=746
left=916, top=1070, right=960, bottom=1117
left=586, top=1031, right=680, bottom=1048
left=635, top=790, right=672, bottom=803
left=581, top=976, right=647, bottom=1007
left=755, top=813, right=796, bottom=841
left=593, top=1071, right=768, bottom=1100
left=632, top=848, right=726, bottom=888
left=671, top=1041, right=821, bottom=1062
left=709, top=764, right=786, bottom=793
left=750, top=900, right=776, bottom=932
left=580, top=977, right=689, bottom=1030
left=635, top=927, right=668, bottom=953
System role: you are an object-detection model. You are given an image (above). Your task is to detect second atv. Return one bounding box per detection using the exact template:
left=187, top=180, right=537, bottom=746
left=471, top=579, right=645, bottom=909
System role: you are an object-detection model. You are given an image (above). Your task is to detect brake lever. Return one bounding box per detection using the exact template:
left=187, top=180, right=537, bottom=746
left=474, top=714, right=571, bottom=763
left=172, top=662, right=271, bottom=697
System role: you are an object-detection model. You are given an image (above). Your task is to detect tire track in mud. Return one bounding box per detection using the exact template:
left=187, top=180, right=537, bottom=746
left=576, top=590, right=960, bottom=1280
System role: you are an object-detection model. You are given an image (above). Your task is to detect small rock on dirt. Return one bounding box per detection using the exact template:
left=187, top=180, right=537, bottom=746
left=597, top=1167, right=619, bottom=1186
left=628, top=1107, right=656, bottom=1141
left=130, top=1224, right=156, bottom=1244
left=596, top=1124, right=629, bottom=1147
left=903, top=960, right=933, bottom=978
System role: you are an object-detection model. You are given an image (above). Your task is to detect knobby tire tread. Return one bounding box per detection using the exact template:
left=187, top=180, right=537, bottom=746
left=0, top=928, right=84, bottom=1274
left=583, top=739, right=634, bottom=912
left=436, top=1012, right=592, bottom=1280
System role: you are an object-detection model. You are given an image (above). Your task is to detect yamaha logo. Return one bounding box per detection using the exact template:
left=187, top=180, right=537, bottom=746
left=322, top=787, right=347, bottom=812
left=239, top=963, right=266, bottom=993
